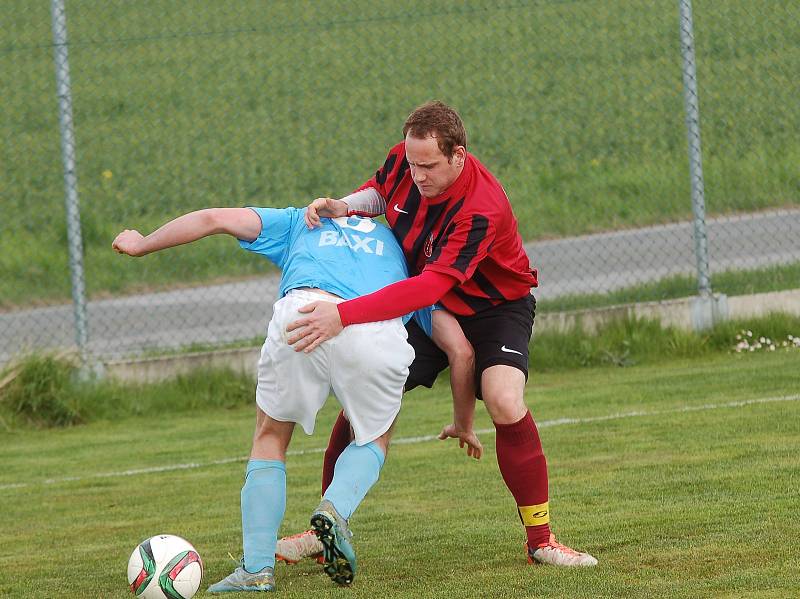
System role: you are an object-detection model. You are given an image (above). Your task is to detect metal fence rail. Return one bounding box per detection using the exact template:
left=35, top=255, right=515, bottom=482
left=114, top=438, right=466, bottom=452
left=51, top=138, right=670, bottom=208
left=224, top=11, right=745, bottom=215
left=1, top=1, right=798, bottom=368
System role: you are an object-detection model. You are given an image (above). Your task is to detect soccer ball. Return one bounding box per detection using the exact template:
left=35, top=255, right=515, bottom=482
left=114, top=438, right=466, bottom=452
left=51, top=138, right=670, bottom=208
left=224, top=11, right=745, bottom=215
left=127, top=534, right=203, bottom=599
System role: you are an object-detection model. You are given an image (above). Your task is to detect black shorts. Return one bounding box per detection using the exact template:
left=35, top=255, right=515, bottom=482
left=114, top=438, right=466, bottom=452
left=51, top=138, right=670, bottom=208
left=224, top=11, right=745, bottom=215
left=405, top=293, right=536, bottom=400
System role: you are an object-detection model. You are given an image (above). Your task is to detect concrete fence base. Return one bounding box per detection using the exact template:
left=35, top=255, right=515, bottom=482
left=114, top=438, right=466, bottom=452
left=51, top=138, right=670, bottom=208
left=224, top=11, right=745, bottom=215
left=536, top=293, right=730, bottom=335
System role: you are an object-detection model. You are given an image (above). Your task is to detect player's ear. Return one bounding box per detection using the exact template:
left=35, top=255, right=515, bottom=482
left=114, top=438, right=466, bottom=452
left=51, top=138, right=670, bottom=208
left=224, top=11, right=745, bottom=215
left=453, top=146, right=466, bottom=168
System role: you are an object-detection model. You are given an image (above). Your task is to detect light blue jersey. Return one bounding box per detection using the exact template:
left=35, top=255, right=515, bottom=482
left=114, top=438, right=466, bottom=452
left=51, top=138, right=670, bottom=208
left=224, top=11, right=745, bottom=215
left=239, top=207, right=409, bottom=300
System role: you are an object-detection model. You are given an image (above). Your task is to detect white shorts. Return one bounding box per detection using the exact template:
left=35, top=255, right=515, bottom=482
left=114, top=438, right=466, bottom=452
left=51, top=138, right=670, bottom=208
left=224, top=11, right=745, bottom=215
left=255, top=289, right=415, bottom=445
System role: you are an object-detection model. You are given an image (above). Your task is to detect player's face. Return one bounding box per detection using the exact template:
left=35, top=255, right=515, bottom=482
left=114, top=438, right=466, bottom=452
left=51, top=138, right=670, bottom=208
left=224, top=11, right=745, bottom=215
left=405, top=133, right=465, bottom=199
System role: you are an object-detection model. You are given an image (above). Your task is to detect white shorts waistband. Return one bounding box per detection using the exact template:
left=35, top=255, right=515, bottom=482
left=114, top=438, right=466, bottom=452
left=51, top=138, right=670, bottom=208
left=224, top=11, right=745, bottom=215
left=285, top=288, right=346, bottom=304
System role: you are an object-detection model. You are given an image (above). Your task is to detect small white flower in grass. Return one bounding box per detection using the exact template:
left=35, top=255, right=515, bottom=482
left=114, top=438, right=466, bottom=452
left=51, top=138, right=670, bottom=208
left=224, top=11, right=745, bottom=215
left=731, top=331, right=800, bottom=353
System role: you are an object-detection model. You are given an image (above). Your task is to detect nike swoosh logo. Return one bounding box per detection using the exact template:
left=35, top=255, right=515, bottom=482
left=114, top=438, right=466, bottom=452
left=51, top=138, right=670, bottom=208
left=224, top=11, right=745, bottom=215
left=501, top=345, right=523, bottom=355
left=393, top=204, right=409, bottom=214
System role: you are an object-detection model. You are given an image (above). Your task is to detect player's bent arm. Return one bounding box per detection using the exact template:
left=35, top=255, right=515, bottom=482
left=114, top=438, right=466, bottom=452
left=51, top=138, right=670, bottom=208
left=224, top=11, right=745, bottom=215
left=303, top=197, right=348, bottom=228
left=337, top=270, right=458, bottom=325
left=341, top=187, right=386, bottom=216
left=431, top=310, right=482, bottom=459
left=304, top=188, right=385, bottom=228
left=112, top=208, right=261, bottom=257
left=287, top=270, right=457, bottom=354
left=431, top=310, right=477, bottom=435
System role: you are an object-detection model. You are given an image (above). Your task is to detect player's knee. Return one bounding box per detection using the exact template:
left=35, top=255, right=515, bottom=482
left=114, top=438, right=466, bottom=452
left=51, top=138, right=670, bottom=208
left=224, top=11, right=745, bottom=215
left=255, top=417, right=277, bottom=436
left=251, top=427, right=291, bottom=460
left=447, top=341, right=474, bottom=366
left=483, top=391, right=527, bottom=424
left=253, top=414, right=293, bottom=442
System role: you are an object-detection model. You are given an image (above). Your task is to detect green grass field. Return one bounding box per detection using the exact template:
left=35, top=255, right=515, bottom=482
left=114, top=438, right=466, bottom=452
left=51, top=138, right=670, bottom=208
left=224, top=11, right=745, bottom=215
left=1, top=349, right=798, bottom=598
left=2, top=1, right=799, bottom=306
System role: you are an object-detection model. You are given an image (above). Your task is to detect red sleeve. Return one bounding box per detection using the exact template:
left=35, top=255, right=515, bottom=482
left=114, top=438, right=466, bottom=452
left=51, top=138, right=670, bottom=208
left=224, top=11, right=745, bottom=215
left=355, top=142, right=405, bottom=200
left=338, top=270, right=457, bottom=326
left=424, top=214, right=496, bottom=283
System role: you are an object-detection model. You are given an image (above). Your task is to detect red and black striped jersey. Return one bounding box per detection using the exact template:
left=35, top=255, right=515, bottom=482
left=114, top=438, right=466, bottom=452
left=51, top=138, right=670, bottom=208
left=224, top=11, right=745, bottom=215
left=357, top=141, right=537, bottom=316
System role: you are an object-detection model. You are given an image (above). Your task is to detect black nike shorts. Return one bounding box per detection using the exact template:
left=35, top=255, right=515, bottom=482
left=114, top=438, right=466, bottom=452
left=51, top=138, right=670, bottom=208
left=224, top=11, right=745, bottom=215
left=405, top=293, right=536, bottom=400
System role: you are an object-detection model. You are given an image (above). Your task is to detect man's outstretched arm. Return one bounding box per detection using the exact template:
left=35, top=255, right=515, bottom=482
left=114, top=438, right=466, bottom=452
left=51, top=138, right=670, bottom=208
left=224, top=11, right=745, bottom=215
left=112, top=208, right=261, bottom=257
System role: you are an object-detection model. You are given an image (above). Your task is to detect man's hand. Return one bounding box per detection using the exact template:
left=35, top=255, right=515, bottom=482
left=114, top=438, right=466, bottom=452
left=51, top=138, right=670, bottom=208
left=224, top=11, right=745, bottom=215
left=438, top=424, right=483, bottom=460
left=304, top=198, right=348, bottom=228
left=112, top=229, right=145, bottom=256
left=286, top=301, right=344, bottom=353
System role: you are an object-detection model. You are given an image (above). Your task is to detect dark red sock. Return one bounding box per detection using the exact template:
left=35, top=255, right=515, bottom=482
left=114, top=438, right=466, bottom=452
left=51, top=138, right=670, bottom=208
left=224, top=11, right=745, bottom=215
left=494, top=411, right=551, bottom=548
left=321, top=410, right=352, bottom=495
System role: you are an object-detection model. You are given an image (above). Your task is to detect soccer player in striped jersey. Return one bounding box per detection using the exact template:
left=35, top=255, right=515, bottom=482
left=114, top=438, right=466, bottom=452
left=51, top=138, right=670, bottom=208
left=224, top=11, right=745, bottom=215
left=285, top=101, right=597, bottom=568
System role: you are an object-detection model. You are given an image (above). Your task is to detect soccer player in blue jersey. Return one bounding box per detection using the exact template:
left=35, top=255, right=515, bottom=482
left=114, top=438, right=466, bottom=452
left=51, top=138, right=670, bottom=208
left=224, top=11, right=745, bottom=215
left=112, top=206, right=481, bottom=592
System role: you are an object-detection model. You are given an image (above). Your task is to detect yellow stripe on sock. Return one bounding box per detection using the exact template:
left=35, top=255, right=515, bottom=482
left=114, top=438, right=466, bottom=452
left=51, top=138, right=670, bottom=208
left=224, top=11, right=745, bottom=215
left=519, top=502, right=550, bottom=526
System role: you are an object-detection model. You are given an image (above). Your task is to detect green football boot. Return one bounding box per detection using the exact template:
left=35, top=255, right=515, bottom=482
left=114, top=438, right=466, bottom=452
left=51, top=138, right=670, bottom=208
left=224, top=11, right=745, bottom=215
left=310, top=499, right=356, bottom=586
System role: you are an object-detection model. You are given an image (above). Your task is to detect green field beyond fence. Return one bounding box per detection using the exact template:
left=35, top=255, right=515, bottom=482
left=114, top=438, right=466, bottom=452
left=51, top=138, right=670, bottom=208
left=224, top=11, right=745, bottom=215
left=2, top=1, right=799, bottom=306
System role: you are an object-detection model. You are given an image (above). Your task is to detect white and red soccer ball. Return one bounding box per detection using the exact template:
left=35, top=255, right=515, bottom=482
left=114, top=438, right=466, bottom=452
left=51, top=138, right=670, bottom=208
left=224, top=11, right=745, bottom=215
left=127, top=534, right=203, bottom=599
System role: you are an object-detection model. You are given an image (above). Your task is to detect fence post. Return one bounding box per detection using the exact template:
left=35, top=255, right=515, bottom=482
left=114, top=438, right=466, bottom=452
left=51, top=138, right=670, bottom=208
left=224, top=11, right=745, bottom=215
left=678, top=0, right=719, bottom=330
left=51, top=0, right=90, bottom=372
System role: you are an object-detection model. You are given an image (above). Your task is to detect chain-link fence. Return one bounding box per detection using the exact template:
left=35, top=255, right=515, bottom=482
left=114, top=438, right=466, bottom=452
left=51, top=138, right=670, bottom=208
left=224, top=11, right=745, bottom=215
left=1, top=1, right=799, bottom=369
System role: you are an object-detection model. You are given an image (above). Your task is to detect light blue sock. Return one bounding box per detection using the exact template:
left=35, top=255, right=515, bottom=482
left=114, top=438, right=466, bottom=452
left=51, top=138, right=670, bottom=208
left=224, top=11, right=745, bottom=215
left=241, top=459, right=285, bottom=572
left=322, top=441, right=385, bottom=521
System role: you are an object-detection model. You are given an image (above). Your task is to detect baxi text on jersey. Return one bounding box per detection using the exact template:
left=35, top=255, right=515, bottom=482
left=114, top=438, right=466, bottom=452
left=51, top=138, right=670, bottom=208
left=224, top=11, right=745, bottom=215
left=318, top=231, right=386, bottom=255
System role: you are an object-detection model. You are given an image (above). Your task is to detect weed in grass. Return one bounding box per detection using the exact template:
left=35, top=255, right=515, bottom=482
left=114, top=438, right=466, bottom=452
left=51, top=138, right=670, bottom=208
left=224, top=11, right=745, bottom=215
left=733, top=330, right=800, bottom=353
left=1, top=356, right=84, bottom=427
left=532, top=316, right=703, bottom=371
left=706, top=312, right=800, bottom=353
left=532, top=312, right=800, bottom=372
left=0, top=357, right=253, bottom=430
